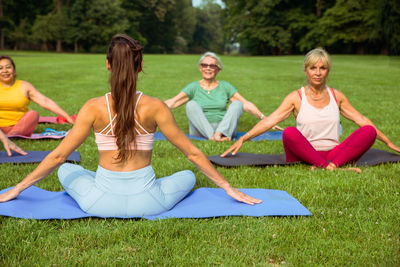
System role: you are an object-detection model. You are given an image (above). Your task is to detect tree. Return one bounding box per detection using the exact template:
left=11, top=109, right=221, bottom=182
left=300, top=0, right=383, bottom=54
left=377, top=0, right=400, bottom=55
left=172, top=0, right=196, bottom=53
left=189, top=0, right=225, bottom=53
left=8, top=18, right=30, bottom=50
left=223, top=0, right=319, bottom=55
left=68, top=0, right=129, bottom=52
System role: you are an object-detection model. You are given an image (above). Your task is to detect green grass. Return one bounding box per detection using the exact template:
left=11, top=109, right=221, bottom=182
left=1, top=51, right=399, bottom=266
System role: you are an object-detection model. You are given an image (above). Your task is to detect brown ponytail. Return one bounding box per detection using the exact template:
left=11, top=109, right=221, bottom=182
left=106, top=34, right=143, bottom=162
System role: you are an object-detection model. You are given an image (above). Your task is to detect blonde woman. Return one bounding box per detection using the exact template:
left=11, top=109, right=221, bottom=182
left=222, top=48, right=400, bottom=172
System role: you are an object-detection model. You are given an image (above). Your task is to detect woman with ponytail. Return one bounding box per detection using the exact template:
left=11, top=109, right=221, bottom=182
left=0, top=34, right=261, bottom=216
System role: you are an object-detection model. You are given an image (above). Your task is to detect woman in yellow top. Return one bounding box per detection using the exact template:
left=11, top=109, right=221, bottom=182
left=0, top=55, right=74, bottom=137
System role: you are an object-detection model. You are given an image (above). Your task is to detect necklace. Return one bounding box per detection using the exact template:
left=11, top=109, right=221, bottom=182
left=200, top=80, right=217, bottom=94
left=307, top=86, right=327, bottom=101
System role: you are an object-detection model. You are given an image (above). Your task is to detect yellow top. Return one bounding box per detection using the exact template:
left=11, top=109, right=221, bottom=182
left=0, top=80, right=30, bottom=127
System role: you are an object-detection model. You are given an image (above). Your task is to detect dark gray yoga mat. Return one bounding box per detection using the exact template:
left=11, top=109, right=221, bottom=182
left=208, top=149, right=400, bottom=167
left=0, top=151, right=80, bottom=164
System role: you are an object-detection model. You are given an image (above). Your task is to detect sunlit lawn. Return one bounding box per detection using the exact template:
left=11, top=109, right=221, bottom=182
left=0, top=51, right=399, bottom=265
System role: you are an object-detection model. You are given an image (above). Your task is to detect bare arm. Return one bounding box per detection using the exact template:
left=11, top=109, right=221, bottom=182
left=0, top=130, right=26, bottom=156
left=0, top=100, right=96, bottom=202
left=23, top=81, right=74, bottom=123
left=164, top=92, right=189, bottom=109
left=230, top=92, right=284, bottom=131
left=336, top=90, right=400, bottom=153
left=222, top=91, right=297, bottom=157
left=154, top=99, right=261, bottom=205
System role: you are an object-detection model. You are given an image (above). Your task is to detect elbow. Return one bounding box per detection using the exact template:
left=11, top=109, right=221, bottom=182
left=186, top=148, right=203, bottom=163
left=48, top=152, right=68, bottom=166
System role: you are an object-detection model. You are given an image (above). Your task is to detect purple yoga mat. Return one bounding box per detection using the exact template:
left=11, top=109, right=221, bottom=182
left=8, top=131, right=69, bottom=140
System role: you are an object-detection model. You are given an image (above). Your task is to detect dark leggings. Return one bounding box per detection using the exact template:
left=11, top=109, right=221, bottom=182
left=282, top=125, right=377, bottom=167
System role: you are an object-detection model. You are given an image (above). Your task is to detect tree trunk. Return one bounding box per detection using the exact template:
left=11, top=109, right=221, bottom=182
left=56, top=0, right=63, bottom=52
left=381, top=46, right=388, bottom=55
left=74, top=41, right=78, bottom=53
left=56, top=40, right=62, bottom=52
left=41, top=43, right=48, bottom=51
left=316, top=0, right=323, bottom=17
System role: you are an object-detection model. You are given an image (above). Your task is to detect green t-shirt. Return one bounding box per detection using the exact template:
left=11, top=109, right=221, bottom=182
left=182, top=80, right=237, bottom=122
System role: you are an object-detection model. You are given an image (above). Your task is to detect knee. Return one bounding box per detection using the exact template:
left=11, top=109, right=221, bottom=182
left=179, top=170, right=196, bottom=189
left=186, top=100, right=201, bottom=112
left=58, top=163, right=81, bottom=184
left=230, top=100, right=243, bottom=110
left=26, top=110, right=39, bottom=121
left=283, top=127, right=298, bottom=139
left=362, top=125, right=377, bottom=140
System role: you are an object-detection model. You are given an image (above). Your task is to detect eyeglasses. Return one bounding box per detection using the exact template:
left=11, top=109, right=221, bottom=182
left=200, top=63, right=219, bottom=70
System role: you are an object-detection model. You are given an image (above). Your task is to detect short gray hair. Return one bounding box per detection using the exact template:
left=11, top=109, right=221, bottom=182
left=198, top=51, right=223, bottom=70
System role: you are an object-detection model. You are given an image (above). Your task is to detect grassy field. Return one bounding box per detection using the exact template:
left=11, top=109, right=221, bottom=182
left=0, top=51, right=399, bottom=266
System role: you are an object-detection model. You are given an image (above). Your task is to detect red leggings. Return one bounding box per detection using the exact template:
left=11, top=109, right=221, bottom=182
left=282, top=125, right=377, bottom=167
left=0, top=110, right=39, bottom=137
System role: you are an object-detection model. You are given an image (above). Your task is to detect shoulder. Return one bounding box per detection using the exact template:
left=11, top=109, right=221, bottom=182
left=287, top=89, right=302, bottom=100
left=81, top=96, right=105, bottom=113
left=182, top=81, right=200, bottom=90
left=20, top=80, right=35, bottom=90
left=219, top=80, right=235, bottom=88
left=137, top=93, right=167, bottom=113
left=330, top=88, right=347, bottom=102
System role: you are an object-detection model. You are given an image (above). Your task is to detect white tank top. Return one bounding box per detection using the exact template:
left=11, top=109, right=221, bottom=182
left=296, top=87, right=340, bottom=151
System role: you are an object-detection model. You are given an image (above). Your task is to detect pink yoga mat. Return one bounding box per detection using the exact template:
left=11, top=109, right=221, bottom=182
left=38, top=115, right=76, bottom=124
left=38, top=116, right=58, bottom=124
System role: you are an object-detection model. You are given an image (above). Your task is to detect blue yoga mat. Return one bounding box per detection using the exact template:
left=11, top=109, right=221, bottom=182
left=0, top=186, right=311, bottom=220
left=0, top=151, right=80, bottom=164
left=154, top=131, right=282, bottom=141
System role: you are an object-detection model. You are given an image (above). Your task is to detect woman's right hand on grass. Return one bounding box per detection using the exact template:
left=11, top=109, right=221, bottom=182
left=224, top=186, right=262, bottom=205
left=0, top=187, right=21, bottom=202
left=221, top=137, right=244, bottom=157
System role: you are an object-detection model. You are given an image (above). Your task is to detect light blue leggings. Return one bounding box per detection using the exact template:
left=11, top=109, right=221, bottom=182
left=58, top=163, right=196, bottom=217
left=186, top=100, right=243, bottom=139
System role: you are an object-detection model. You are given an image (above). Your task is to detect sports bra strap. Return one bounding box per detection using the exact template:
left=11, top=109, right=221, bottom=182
left=330, top=88, right=338, bottom=104
left=135, top=91, right=143, bottom=111
left=297, top=89, right=302, bottom=100
left=99, top=93, right=116, bottom=135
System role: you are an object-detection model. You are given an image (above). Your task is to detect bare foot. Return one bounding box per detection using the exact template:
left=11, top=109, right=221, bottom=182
left=344, top=167, right=362, bottom=173
left=325, top=162, right=361, bottom=173
left=212, top=132, right=222, bottom=141
left=220, top=136, right=231, bottom=142
left=310, top=166, right=318, bottom=171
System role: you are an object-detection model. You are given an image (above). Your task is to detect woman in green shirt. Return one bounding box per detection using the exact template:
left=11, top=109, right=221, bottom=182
left=165, top=52, right=280, bottom=141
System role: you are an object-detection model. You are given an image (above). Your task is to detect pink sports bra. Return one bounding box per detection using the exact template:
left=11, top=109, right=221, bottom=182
left=95, top=92, right=154, bottom=151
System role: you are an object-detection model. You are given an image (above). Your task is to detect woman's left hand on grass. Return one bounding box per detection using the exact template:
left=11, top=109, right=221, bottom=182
left=387, top=142, right=400, bottom=154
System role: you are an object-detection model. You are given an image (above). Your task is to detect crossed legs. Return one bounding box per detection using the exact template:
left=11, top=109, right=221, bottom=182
left=186, top=100, right=243, bottom=140
left=0, top=110, right=39, bottom=137
left=282, top=125, right=377, bottom=169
